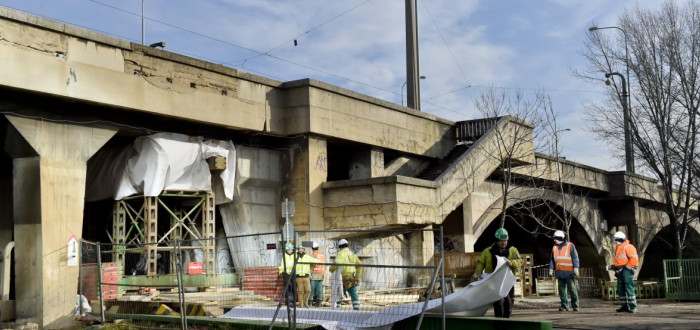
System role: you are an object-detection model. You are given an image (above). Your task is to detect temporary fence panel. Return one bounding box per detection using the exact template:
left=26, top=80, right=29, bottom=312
left=577, top=267, right=600, bottom=298
left=247, top=228, right=446, bottom=330
left=78, top=240, right=100, bottom=319
left=82, top=228, right=449, bottom=329
left=663, top=259, right=700, bottom=301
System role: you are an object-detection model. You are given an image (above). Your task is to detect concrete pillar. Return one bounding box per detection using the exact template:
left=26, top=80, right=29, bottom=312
left=290, top=136, right=327, bottom=231
left=5, top=115, right=115, bottom=327
left=0, top=151, right=12, bottom=247
left=462, top=197, right=475, bottom=252
left=370, top=147, right=384, bottom=178
left=307, top=136, right=327, bottom=230
left=405, top=228, right=434, bottom=285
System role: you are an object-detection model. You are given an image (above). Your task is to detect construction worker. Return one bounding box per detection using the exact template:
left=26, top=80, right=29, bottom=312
left=472, top=228, right=522, bottom=318
left=607, top=231, right=639, bottom=313
left=308, top=241, right=326, bottom=307
left=278, top=242, right=297, bottom=307
left=295, top=245, right=323, bottom=308
left=549, top=230, right=580, bottom=312
left=330, top=239, right=362, bottom=310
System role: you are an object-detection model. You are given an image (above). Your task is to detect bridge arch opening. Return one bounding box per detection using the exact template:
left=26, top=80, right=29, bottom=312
left=638, top=225, right=700, bottom=280
left=474, top=199, right=605, bottom=276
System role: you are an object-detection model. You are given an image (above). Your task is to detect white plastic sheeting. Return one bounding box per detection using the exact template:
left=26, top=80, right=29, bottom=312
left=86, top=133, right=236, bottom=204
left=221, top=256, right=516, bottom=329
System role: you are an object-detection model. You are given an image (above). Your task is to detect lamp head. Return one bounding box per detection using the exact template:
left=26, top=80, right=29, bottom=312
left=149, top=41, right=166, bottom=49
left=588, top=27, right=599, bottom=32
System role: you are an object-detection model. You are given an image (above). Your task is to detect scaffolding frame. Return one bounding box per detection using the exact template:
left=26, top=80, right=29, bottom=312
left=111, top=190, right=216, bottom=276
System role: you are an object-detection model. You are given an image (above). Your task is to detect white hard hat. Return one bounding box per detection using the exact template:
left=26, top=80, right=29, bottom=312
left=312, top=241, right=319, bottom=249
left=554, top=230, right=565, bottom=239
left=338, top=239, right=348, bottom=246
left=614, top=231, right=626, bottom=240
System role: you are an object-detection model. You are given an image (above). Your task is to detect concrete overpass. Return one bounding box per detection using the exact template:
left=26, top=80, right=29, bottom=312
left=0, top=6, right=698, bottom=327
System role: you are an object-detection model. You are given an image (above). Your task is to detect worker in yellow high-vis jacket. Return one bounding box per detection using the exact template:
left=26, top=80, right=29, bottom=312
left=279, top=242, right=297, bottom=307
left=330, top=239, right=362, bottom=310
left=294, top=245, right=322, bottom=308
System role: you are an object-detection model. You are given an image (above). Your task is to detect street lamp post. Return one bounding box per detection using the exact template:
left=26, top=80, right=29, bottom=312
left=589, top=26, right=635, bottom=174
left=554, top=127, right=571, bottom=236
left=401, top=75, right=426, bottom=107
left=605, top=72, right=633, bottom=174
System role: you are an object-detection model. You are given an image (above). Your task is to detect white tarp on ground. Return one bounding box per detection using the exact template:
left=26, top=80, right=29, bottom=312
left=221, top=256, right=516, bottom=330
left=86, top=133, right=236, bottom=204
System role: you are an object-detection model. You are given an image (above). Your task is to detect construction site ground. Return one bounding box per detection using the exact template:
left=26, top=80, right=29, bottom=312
left=510, top=296, right=700, bottom=329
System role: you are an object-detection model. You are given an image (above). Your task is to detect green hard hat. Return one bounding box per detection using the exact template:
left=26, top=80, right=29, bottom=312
left=285, top=242, right=294, bottom=251
left=297, top=245, right=306, bottom=251
left=495, top=228, right=509, bottom=241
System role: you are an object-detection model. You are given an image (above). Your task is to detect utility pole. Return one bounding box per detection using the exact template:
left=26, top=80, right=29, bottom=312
left=405, top=0, right=421, bottom=111
left=282, top=198, right=295, bottom=243
left=141, top=0, right=145, bottom=45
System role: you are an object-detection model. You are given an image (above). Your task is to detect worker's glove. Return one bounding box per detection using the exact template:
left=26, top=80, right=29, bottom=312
left=548, top=269, right=554, bottom=277
left=574, top=268, right=580, bottom=277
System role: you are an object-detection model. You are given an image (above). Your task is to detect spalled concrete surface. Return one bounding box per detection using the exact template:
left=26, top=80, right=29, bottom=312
left=510, top=296, right=700, bottom=329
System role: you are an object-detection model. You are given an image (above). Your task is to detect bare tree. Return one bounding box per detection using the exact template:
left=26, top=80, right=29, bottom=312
left=472, top=87, right=547, bottom=228
left=509, top=96, right=595, bottom=241
left=577, top=0, right=700, bottom=258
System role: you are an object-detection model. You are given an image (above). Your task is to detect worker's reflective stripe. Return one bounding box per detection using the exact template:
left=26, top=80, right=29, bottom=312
left=553, top=243, right=574, bottom=271
left=313, top=251, right=325, bottom=274
left=614, top=241, right=639, bottom=268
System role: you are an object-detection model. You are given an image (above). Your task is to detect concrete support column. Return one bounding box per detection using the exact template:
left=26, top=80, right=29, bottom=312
left=405, top=228, right=434, bottom=285
left=5, top=116, right=115, bottom=327
left=307, top=136, right=327, bottom=230
left=370, top=147, right=384, bottom=178
left=290, top=136, right=327, bottom=231
left=462, top=197, right=475, bottom=252
left=0, top=151, right=12, bottom=247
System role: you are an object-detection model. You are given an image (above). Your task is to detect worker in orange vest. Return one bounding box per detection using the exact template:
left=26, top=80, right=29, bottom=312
left=308, top=241, right=326, bottom=307
left=548, top=230, right=580, bottom=312
left=607, top=231, right=639, bottom=313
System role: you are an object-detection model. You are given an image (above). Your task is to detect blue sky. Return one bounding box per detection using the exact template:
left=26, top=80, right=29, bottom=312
left=0, top=0, right=674, bottom=170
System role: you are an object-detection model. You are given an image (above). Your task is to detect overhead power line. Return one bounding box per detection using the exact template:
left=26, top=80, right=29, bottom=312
left=419, top=0, right=470, bottom=87
left=85, top=0, right=400, bottom=96
left=43, top=1, right=597, bottom=116
left=226, top=0, right=374, bottom=65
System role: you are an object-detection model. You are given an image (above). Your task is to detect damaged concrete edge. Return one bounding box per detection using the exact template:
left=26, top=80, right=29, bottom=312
left=0, top=5, right=283, bottom=89
left=0, top=5, right=131, bottom=50
left=281, top=78, right=456, bottom=126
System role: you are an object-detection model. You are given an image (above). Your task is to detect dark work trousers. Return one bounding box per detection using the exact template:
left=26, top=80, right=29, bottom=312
left=283, top=274, right=297, bottom=307
left=493, top=286, right=515, bottom=318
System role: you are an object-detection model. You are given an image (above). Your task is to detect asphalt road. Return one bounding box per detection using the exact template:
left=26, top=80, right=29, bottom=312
left=506, top=297, right=700, bottom=329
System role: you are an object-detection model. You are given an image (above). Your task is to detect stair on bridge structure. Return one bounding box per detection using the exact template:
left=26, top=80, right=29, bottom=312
left=416, top=144, right=471, bottom=181
left=242, top=266, right=284, bottom=300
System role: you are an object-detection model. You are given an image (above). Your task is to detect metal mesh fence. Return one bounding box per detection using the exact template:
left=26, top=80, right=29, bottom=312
left=664, top=259, right=700, bottom=301
left=80, top=228, right=446, bottom=329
